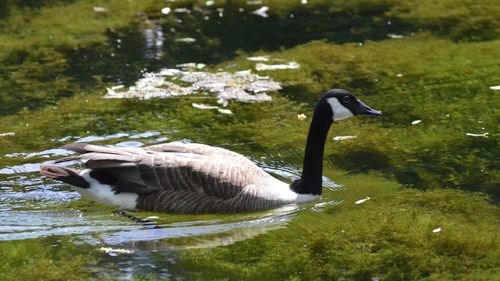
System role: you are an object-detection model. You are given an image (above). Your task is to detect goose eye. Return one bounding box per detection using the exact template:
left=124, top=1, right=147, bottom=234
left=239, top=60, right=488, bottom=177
left=342, top=96, right=351, bottom=103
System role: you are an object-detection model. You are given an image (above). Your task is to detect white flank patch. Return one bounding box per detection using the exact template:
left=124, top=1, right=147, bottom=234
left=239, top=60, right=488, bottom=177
left=78, top=170, right=138, bottom=209
left=333, top=135, right=357, bottom=141
left=327, top=98, right=354, bottom=121
left=355, top=197, right=370, bottom=205
left=432, top=227, right=441, bottom=233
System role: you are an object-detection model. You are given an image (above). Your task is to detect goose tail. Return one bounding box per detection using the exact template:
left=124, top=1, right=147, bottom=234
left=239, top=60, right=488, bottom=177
left=40, top=165, right=89, bottom=189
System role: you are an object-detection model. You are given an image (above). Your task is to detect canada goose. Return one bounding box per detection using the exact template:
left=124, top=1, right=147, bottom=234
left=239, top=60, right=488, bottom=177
left=40, top=89, right=381, bottom=214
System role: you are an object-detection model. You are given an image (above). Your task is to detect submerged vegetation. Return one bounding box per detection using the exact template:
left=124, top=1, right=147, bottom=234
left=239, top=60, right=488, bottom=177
left=0, top=0, right=498, bottom=280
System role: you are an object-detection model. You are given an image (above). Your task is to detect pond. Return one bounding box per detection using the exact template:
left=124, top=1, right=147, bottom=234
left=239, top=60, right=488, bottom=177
left=0, top=0, right=498, bottom=280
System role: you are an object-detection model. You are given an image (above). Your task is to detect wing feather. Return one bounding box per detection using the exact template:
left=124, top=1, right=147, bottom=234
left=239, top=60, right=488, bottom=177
left=57, top=142, right=271, bottom=201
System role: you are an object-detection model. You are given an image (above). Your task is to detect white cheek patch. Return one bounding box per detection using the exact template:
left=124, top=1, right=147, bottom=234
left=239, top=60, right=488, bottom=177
left=327, top=98, right=354, bottom=121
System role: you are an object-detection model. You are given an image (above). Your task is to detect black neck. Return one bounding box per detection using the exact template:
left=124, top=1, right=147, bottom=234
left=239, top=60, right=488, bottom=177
left=291, top=102, right=332, bottom=195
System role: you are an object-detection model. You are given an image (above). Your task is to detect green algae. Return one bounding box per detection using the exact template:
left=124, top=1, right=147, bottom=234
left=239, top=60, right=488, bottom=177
left=0, top=0, right=499, bottom=280
left=0, top=237, right=101, bottom=281
left=178, top=178, right=500, bottom=281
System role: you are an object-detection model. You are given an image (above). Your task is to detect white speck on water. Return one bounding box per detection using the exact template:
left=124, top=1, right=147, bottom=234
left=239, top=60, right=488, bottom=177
left=489, top=85, right=500, bottom=90
left=433, top=227, right=441, bottom=233
left=255, top=62, right=300, bottom=71
left=175, top=37, right=196, bottom=43
left=388, top=33, right=404, bottom=39
left=465, top=132, right=489, bottom=138
left=397, top=73, right=403, bottom=77
left=252, top=6, right=269, bottom=18
left=312, top=200, right=341, bottom=212
left=145, top=216, right=159, bottom=220
left=99, top=247, right=134, bottom=256
left=205, top=0, right=215, bottom=6
left=176, top=62, right=206, bottom=69
left=218, top=108, right=233, bottom=115
left=355, top=197, right=370, bottom=205
left=297, top=114, right=307, bottom=120
left=247, top=56, right=270, bottom=62
left=411, top=119, right=422, bottom=125
left=106, top=87, right=116, bottom=96
left=246, top=0, right=263, bottom=5
left=0, top=132, right=15, bottom=137
left=301, top=0, right=308, bottom=4
left=161, top=7, right=171, bottom=15
left=333, top=135, right=357, bottom=141
left=192, top=103, right=219, bottom=110
left=93, top=6, right=108, bottom=13
left=111, top=85, right=124, bottom=90
left=174, top=8, right=190, bottom=13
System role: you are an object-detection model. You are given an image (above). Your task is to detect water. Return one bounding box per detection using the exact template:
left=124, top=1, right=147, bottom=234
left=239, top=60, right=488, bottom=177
left=0, top=1, right=498, bottom=280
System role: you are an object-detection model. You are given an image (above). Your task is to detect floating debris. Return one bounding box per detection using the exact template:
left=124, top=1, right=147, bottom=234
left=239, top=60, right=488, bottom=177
left=411, top=119, right=422, bottom=125
left=465, top=132, right=489, bottom=138
left=247, top=56, right=270, bottom=62
left=333, top=135, right=357, bottom=141
left=111, top=85, right=124, bottom=90
left=432, top=227, right=441, bottom=233
left=192, top=103, right=233, bottom=115
left=92, top=6, right=108, bottom=13
left=145, top=216, right=159, bottom=220
left=218, top=108, right=233, bottom=115
left=489, top=85, right=500, bottom=90
left=205, top=0, right=215, bottom=6
left=301, top=0, right=308, bottom=4
left=246, top=0, right=263, bottom=5
left=397, top=73, right=404, bottom=77
left=252, top=6, right=269, bottom=18
left=104, top=66, right=280, bottom=105
left=388, top=33, right=404, bottom=39
left=255, top=62, right=300, bottom=71
left=175, top=37, right=196, bottom=43
left=161, top=7, right=171, bottom=15
left=99, top=247, right=134, bottom=256
left=312, top=200, right=340, bottom=212
left=0, top=132, right=15, bottom=137
left=177, top=62, right=206, bottom=70
left=355, top=197, right=370, bottom=205
left=192, top=103, right=219, bottom=110
left=297, top=114, right=307, bottom=120
left=174, top=8, right=191, bottom=13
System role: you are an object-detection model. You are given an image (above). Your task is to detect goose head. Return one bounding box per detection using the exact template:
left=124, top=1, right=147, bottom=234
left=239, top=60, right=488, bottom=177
left=292, top=89, right=381, bottom=195
left=320, top=89, right=381, bottom=121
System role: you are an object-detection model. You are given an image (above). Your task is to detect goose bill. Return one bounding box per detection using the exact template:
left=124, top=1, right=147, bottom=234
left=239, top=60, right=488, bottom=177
left=357, top=100, right=381, bottom=116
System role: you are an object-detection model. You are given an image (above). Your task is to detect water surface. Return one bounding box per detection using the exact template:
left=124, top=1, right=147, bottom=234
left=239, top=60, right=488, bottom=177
left=0, top=0, right=498, bottom=280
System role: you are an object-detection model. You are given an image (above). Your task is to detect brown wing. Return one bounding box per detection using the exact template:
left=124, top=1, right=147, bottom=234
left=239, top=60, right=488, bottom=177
left=61, top=143, right=267, bottom=200
left=145, top=142, right=256, bottom=164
